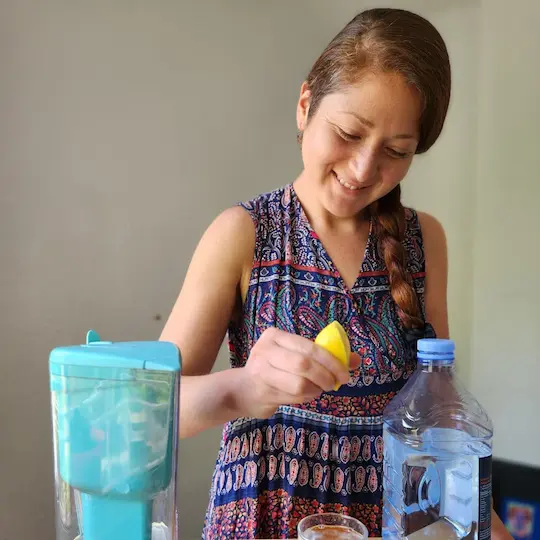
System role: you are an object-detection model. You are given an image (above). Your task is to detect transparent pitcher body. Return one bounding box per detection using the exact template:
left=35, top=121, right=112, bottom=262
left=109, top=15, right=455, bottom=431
left=49, top=336, right=180, bottom=540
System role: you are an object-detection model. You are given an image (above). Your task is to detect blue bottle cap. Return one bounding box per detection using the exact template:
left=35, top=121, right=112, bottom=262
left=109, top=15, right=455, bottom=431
left=417, top=338, right=455, bottom=362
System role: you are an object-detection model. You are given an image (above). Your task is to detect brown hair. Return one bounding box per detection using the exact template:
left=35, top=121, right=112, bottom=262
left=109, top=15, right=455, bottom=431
left=303, top=8, right=451, bottom=329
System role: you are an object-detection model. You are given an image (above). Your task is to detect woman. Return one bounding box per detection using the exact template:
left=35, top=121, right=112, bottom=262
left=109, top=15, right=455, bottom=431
left=161, top=8, right=510, bottom=539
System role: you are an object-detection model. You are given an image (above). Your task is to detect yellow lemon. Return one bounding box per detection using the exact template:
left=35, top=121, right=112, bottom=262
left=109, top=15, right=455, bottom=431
left=315, top=321, right=351, bottom=390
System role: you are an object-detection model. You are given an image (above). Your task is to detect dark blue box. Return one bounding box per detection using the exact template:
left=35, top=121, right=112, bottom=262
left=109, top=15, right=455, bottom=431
left=493, top=459, right=540, bottom=539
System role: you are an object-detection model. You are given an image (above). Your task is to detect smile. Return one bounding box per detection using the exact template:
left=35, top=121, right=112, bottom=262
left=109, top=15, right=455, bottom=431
left=333, top=171, right=362, bottom=191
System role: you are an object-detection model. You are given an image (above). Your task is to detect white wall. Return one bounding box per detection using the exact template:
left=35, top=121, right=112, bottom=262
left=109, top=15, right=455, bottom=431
left=0, top=1, right=536, bottom=539
left=0, top=3, right=308, bottom=538
left=469, top=0, right=540, bottom=467
left=402, top=1, right=481, bottom=386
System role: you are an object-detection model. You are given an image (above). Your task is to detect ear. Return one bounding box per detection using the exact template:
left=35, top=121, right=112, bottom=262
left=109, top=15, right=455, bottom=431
left=296, top=81, right=311, bottom=133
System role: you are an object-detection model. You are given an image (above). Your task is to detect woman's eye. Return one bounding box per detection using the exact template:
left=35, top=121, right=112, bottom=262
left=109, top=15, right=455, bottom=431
left=337, top=128, right=361, bottom=142
left=386, top=148, right=410, bottom=159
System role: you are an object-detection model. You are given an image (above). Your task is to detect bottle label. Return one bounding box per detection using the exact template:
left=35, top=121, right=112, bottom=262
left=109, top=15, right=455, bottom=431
left=478, top=455, right=492, bottom=540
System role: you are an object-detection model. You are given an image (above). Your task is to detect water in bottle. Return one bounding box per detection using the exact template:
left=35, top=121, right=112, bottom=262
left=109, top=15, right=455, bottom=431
left=382, top=339, right=493, bottom=539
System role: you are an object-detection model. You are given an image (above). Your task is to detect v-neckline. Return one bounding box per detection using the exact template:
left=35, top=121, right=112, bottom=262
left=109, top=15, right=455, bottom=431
left=290, top=184, right=373, bottom=294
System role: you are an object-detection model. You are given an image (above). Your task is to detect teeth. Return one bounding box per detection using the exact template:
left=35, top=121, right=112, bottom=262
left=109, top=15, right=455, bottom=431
left=336, top=174, right=359, bottom=191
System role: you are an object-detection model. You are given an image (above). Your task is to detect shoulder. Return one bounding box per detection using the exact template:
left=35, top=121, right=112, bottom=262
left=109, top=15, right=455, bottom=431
left=415, top=211, right=448, bottom=258
left=414, top=210, right=449, bottom=290
left=197, top=206, right=255, bottom=273
left=239, top=185, right=289, bottom=222
left=403, top=208, right=445, bottom=240
left=207, top=184, right=287, bottom=239
left=414, top=211, right=449, bottom=338
left=193, top=206, right=256, bottom=305
left=214, top=185, right=287, bottom=249
left=402, top=208, right=447, bottom=276
left=207, top=205, right=255, bottom=243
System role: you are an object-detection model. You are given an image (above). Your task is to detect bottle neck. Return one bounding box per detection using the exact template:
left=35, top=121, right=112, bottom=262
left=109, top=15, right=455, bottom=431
left=419, top=360, right=455, bottom=373
left=418, top=355, right=455, bottom=373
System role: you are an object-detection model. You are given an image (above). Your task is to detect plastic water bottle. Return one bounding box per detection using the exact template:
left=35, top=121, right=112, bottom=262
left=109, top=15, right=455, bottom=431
left=382, top=339, right=493, bottom=539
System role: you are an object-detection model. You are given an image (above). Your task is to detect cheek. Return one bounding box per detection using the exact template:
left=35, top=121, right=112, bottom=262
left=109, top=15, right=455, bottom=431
left=302, top=127, right=346, bottom=168
left=379, top=159, right=413, bottom=188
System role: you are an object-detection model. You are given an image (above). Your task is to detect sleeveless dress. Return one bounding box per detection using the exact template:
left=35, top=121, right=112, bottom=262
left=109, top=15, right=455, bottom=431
left=203, top=184, right=431, bottom=539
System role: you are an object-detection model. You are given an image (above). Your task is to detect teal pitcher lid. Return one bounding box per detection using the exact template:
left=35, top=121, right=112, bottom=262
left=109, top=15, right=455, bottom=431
left=49, top=330, right=181, bottom=372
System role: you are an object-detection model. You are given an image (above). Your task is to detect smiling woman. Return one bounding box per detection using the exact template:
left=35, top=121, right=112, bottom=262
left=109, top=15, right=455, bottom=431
left=159, top=7, right=508, bottom=540
left=296, top=72, right=421, bottom=217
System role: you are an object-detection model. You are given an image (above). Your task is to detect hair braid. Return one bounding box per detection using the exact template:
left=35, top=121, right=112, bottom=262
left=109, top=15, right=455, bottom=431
left=370, top=186, right=424, bottom=329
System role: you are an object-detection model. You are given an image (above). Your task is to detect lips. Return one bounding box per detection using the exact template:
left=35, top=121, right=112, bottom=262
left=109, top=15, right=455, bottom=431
left=332, top=171, right=362, bottom=191
left=332, top=171, right=374, bottom=192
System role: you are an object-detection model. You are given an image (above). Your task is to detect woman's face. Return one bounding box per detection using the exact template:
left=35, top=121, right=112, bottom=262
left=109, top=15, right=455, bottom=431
left=296, top=71, right=422, bottom=219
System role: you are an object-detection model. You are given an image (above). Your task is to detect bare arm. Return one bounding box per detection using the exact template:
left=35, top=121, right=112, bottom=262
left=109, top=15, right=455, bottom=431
left=418, top=211, right=449, bottom=339
left=160, top=206, right=255, bottom=438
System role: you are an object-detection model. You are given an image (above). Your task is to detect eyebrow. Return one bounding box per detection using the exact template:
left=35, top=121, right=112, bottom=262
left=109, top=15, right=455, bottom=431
left=340, top=111, right=417, bottom=140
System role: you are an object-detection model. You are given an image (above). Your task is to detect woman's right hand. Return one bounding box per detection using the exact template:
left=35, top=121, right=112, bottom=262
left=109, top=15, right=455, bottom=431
left=160, top=206, right=361, bottom=437
left=237, top=327, right=361, bottom=419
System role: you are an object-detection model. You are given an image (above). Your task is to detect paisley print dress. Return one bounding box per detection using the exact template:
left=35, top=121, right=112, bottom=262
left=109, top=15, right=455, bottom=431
left=202, top=184, right=429, bottom=538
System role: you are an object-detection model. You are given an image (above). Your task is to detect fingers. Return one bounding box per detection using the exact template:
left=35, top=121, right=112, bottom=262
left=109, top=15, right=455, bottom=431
left=268, top=328, right=351, bottom=385
left=269, top=351, right=336, bottom=392
left=260, top=366, right=322, bottom=403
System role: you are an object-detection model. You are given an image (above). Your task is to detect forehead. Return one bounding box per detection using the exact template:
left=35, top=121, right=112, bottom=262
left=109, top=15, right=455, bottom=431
left=319, top=72, right=422, bottom=136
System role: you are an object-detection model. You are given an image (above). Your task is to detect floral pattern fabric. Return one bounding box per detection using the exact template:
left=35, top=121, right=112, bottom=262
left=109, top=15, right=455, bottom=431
left=202, top=184, right=428, bottom=538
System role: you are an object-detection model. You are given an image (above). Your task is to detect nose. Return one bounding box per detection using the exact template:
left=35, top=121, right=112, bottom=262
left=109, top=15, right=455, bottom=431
left=348, top=147, right=378, bottom=184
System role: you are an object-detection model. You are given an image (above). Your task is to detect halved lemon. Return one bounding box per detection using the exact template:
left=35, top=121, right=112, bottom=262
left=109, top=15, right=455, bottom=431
left=315, top=321, right=351, bottom=390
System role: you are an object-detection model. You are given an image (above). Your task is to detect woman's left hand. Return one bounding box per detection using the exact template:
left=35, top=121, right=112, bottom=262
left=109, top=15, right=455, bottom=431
left=492, top=507, right=513, bottom=540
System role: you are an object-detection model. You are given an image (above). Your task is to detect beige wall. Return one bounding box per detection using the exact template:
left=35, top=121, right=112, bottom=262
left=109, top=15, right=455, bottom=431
left=0, top=1, right=537, bottom=539
left=469, top=0, right=540, bottom=468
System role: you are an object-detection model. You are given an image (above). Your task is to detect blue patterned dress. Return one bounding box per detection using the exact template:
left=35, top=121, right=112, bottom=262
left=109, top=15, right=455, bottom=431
left=203, top=184, right=430, bottom=538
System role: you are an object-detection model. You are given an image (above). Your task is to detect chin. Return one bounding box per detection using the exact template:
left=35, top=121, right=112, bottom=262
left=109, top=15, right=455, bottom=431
left=324, top=180, right=371, bottom=218
left=323, top=196, right=367, bottom=219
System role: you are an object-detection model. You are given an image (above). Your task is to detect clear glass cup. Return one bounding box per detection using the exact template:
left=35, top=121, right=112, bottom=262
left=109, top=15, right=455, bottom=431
left=297, top=513, right=369, bottom=539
